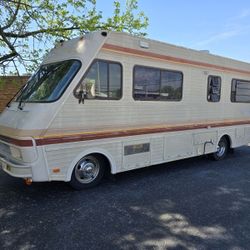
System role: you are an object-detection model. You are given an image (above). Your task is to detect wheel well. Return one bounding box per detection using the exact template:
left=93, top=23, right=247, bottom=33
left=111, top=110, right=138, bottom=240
left=220, top=135, right=231, bottom=148
left=90, top=153, right=112, bottom=175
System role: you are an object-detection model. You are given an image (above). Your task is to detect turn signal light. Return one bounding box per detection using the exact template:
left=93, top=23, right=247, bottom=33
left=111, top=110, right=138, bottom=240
left=24, top=178, right=32, bottom=186
left=52, top=168, right=60, bottom=173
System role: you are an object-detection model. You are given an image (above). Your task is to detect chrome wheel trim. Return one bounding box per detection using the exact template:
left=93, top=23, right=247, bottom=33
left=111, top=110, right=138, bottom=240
left=216, top=141, right=226, bottom=158
left=74, top=156, right=100, bottom=184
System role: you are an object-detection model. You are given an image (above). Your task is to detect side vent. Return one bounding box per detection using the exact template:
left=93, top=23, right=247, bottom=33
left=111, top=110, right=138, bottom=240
left=124, top=143, right=150, bottom=156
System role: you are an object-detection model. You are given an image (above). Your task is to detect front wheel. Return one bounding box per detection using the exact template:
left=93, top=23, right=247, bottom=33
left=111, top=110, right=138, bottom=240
left=212, top=137, right=229, bottom=161
left=70, top=155, right=105, bottom=190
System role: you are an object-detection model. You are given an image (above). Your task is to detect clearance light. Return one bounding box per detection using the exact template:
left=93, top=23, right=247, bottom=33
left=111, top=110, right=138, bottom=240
left=24, top=178, right=32, bottom=186
left=52, top=168, right=60, bottom=173
left=139, top=40, right=149, bottom=49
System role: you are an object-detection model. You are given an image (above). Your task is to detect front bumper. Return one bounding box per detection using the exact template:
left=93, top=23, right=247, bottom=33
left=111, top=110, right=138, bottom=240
left=0, top=156, right=32, bottom=178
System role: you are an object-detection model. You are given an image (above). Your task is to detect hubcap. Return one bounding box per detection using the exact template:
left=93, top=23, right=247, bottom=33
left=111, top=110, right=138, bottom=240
left=216, top=141, right=226, bottom=157
left=75, top=157, right=100, bottom=184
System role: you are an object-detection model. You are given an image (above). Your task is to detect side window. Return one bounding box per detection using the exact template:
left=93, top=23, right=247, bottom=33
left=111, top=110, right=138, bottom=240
left=161, top=70, right=183, bottom=100
left=109, top=63, right=122, bottom=99
left=75, top=60, right=122, bottom=100
left=231, top=79, right=250, bottom=103
left=133, top=66, right=160, bottom=100
left=133, top=65, right=183, bottom=101
left=207, top=75, right=221, bottom=102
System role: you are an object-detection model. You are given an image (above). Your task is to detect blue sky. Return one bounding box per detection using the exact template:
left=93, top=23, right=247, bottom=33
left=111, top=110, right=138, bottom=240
left=2, top=0, right=250, bottom=75
left=97, top=0, right=250, bottom=63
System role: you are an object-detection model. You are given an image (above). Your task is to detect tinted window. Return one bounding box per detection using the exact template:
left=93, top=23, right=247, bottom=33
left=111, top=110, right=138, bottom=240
left=109, top=63, right=122, bottom=99
left=161, top=71, right=183, bottom=100
left=133, top=65, right=183, bottom=101
left=15, top=60, right=81, bottom=102
left=231, top=79, right=250, bottom=103
left=207, top=76, right=221, bottom=102
left=134, top=66, right=160, bottom=100
left=76, top=60, right=122, bottom=100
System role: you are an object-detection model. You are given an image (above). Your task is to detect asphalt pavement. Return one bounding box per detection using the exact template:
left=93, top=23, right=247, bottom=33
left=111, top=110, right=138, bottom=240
left=1, top=147, right=250, bottom=250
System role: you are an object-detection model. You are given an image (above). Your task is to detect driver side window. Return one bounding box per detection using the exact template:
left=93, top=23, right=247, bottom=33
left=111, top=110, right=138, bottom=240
left=75, top=60, right=122, bottom=100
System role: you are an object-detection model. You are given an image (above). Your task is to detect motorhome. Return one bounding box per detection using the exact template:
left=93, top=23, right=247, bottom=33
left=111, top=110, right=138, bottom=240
left=1, top=31, right=250, bottom=189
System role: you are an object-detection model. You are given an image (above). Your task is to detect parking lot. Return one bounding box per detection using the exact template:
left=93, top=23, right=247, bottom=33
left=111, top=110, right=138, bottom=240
left=1, top=147, right=250, bottom=250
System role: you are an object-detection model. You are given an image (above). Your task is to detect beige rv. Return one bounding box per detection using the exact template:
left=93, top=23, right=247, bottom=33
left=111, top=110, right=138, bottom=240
left=1, top=31, right=250, bottom=189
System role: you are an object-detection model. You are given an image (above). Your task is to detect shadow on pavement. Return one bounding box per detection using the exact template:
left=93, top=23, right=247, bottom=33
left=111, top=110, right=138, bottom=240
left=1, top=147, right=250, bottom=249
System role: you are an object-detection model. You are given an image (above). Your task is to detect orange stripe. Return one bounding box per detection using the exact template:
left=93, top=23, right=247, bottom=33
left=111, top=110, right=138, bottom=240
left=34, top=119, right=250, bottom=146
left=102, top=43, right=250, bottom=76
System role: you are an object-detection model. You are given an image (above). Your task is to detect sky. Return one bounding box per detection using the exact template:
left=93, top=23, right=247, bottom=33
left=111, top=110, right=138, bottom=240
left=2, top=0, right=250, bottom=75
left=97, top=0, right=250, bottom=63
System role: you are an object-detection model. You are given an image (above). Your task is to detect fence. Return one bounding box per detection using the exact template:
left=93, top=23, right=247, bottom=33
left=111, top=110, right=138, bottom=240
left=0, top=76, right=29, bottom=112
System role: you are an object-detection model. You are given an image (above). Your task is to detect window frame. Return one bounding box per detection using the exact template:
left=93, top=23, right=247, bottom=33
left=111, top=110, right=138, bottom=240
left=207, top=75, right=222, bottom=103
left=74, top=59, right=123, bottom=101
left=133, top=65, right=183, bottom=102
left=231, top=78, right=250, bottom=103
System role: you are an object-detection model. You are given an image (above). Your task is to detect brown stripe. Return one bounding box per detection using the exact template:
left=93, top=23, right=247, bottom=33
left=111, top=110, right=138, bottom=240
left=2, top=120, right=250, bottom=147
left=102, top=43, right=250, bottom=76
left=0, top=135, right=33, bottom=147
left=35, top=120, right=250, bottom=146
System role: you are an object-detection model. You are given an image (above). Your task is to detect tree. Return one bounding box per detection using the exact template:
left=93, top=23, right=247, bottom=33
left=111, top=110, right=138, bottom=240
left=0, top=0, right=148, bottom=75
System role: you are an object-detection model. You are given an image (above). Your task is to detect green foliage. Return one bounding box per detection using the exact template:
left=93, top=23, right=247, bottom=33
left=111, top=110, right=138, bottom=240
left=0, top=0, right=148, bottom=74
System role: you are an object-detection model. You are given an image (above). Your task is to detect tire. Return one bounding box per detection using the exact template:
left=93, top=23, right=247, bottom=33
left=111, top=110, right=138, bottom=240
left=69, top=155, right=105, bottom=190
left=212, top=137, right=229, bottom=161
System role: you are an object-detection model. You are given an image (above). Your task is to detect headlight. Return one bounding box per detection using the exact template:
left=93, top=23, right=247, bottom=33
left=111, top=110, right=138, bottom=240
left=10, top=146, right=22, bottom=160
left=0, top=142, right=11, bottom=155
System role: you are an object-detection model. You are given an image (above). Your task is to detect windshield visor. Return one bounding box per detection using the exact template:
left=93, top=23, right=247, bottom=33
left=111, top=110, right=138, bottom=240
left=16, top=60, right=81, bottom=103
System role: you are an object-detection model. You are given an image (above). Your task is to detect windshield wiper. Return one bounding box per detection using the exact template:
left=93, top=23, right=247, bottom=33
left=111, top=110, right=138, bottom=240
left=6, top=85, right=26, bottom=109
left=17, top=78, right=36, bottom=110
left=6, top=98, right=13, bottom=108
left=18, top=97, right=24, bottom=110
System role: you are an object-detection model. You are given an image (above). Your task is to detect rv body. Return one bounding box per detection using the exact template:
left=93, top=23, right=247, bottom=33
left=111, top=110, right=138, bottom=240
left=0, top=31, right=250, bottom=188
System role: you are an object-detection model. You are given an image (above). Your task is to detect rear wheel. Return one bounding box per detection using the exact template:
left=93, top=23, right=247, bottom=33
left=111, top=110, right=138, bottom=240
left=212, top=137, right=229, bottom=161
left=70, top=155, right=105, bottom=190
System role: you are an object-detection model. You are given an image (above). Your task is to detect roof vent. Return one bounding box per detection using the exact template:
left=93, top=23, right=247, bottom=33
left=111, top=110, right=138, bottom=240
left=139, top=40, right=149, bottom=49
left=200, top=50, right=210, bottom=54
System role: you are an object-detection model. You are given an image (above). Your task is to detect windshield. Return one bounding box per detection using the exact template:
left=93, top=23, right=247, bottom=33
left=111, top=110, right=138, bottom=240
left=15, top=60, right=81, bottom=103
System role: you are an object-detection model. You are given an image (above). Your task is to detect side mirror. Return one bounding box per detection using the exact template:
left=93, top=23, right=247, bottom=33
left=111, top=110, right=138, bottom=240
left=75, top=83, right=86, bottom=104
left=75, top=81, right=95, bottom=103
left=78, top=90, right=85, bottom=104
